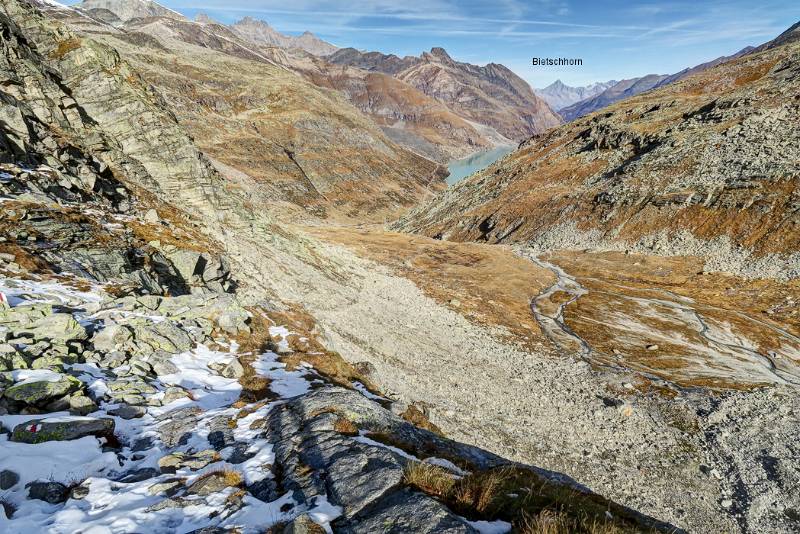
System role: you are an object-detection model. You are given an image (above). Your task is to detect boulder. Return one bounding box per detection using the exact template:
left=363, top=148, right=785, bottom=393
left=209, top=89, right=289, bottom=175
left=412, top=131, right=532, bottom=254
left=158, top=450, right=219, bottom=473
left=130, top=321, right=193, bottom=354
left=148, top=477, right=185, bottom=496
left=91, top=324, right=133, bottom=353
left=209, top=358, right=244, bottom=379
left=68, top=394, right=98, bottom=415
left=217, top=306, right=250, bottom=335
left=4, top=372, right=81, bottom=405
left=0, top=344, right=30, bottom=372
left=108, top=405, right=146, bottom=419
left=0, top=469, right=19, bottom=490
left=13, top=313, right=87, bottom=344
left=144, top=209, right=160, bottom=223
left=281, top=514, right=326, bottom=534
left=166, top=250, right=203, bottom=282
left=0, top=303, right=52, bottom=327
left=116, top=467, right=160, bottom=483
left=70, top=480, right=91, bottom=500
left=186, top=470, right=241, bottom=496
left=27, top=481, right=69, bottom=504
left=11, top=416, right=115, bottom=444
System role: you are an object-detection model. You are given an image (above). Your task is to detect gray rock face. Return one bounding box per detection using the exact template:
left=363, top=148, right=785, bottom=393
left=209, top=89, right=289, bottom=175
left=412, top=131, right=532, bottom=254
left=264, top=388, right=504, bottom=530
left=11, top=416, right=115, bottom=444
left=337, top=488, right=478, bottom=534
left=0, top=0, right=238, bottom=298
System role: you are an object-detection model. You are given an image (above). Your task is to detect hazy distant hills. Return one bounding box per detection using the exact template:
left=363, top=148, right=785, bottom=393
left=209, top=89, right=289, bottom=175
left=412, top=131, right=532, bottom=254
left=228, top=16, right=338, bottom=56
left=536, top=79, right=618, bottom=111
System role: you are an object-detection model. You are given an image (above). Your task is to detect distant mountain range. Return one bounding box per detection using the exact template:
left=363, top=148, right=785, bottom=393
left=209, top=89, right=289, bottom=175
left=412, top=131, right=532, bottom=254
left=536, top=80, right=618, bottom=111
left=55, top=0, right=561, bottom=164
left=559, top=74, right=670, bottom=121
left=327, top=47, right=562, bottom=146
left=556, top=47, right=756, bottom=121
left=226, top=16, right=338, bottom=56
left=76, top=0, right=338, bottom=56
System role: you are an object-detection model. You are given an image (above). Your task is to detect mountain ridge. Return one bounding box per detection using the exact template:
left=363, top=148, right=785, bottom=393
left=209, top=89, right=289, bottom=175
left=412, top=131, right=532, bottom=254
left=328, top=46, right=563, bottom=142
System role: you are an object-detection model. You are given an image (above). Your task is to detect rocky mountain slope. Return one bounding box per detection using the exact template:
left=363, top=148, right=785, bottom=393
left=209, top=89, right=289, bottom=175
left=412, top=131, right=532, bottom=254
left=560, top=48, right=757, bottom=122
left=397, top=22, right=800, bottom=280
left=652, top=46, right=755, bottom=90
left=3, top=2, right=800, bottom=533
left=64, top=0, right=545, bottom=163
left=536, top=79, right=618, bottom=111
left=77, top=0, right=184, bottom=22
left=0, top=1, right=688, bottom=532
left=77, top=0, right=338, bottom=57
left=34, top=0, right=448, bottom=222
left=328, top=47, right=563, bottom=142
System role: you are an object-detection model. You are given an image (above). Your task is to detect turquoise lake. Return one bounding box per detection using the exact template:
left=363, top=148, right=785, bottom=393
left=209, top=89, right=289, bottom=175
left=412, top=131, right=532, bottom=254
left=446, top=145, right=515, bottom=186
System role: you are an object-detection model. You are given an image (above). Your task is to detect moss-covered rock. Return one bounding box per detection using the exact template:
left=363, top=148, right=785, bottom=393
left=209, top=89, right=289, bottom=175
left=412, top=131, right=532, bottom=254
left=4, top=374, right=81, bottom=404
left=11, top=416, right=115, bottom=444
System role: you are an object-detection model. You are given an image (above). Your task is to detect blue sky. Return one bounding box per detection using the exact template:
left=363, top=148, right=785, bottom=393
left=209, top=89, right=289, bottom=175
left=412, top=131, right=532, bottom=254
left=68, top=0, right=798, bottom=88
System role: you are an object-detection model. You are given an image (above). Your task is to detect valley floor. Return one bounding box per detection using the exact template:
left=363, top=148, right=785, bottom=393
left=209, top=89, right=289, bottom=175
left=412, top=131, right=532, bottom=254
left=256, top=223, right=800, bottom=533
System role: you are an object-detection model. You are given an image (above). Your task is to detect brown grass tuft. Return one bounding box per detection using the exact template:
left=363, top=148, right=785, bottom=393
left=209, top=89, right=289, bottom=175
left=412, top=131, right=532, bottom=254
left=403, top=464, right=654, bottom=533
left=518, top=509, right=627, bottom=534
left=403, top=461, right=456, bottom=497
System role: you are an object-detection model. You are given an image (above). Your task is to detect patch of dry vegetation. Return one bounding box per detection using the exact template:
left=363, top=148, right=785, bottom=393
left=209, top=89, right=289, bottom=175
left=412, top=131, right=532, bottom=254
left=399, top=404, right=443, bottom=435
left=403, top=461, right=456, bottom=497
left=405, top=464, right=660, bottom=534
left=303, top=225, right=556, bottom=349
left=548, top=249, right=800, bottom=391
left=333, top=416, right=359, bottom=436
left=265, top=307, right=384, bottom=395
left=519, top=509, right=626, bottom=534
left=49, top=37, right=81, bottom=59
